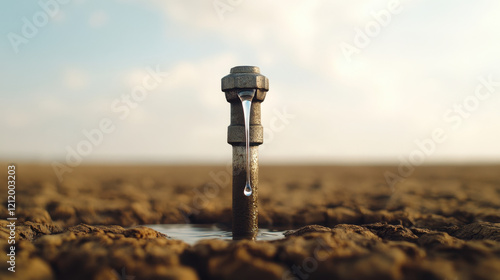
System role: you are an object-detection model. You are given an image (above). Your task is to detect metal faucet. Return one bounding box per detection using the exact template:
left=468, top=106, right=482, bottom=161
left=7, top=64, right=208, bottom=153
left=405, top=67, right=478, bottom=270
left=221, top=66, right=269, bottom=240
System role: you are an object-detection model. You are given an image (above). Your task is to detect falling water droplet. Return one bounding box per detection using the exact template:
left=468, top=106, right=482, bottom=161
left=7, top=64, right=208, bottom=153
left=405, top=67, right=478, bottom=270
left=238, top=90, right=255, bottom=197
left=244, top=182, right=252, bottom=196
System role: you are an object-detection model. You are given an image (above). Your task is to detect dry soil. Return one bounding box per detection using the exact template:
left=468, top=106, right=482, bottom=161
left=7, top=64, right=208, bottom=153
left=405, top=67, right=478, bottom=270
left=1, top=164, right=500, bottom=280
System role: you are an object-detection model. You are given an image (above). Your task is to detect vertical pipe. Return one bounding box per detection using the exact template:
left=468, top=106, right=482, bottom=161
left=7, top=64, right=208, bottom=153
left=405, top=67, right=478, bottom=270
left=221, top=66, right=269, bottom=240
left=231, top=146, right=258, bottom=239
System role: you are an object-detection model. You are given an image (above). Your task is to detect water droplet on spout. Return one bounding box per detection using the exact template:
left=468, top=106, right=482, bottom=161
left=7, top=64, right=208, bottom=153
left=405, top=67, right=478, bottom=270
left=244, top=182, right=252, bottom=196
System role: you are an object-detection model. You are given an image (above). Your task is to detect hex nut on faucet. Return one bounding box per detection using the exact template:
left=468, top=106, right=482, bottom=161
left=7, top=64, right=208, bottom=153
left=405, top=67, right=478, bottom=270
left=222, top=66, right=269, bottom=103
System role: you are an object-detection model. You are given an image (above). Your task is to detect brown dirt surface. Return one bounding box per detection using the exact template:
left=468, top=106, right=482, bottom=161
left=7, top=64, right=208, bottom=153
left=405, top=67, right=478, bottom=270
left=1, top=163, right=500, bottom=279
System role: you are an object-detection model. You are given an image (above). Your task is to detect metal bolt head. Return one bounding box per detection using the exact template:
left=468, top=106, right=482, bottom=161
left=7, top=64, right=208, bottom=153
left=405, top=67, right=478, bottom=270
left=222, top=66, right=269, bottom=102
left=230, top=66, right=260, bottom=74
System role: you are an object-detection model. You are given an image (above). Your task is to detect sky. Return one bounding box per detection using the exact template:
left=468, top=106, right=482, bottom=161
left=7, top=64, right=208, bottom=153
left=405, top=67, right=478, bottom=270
left=1, top=0, right=500, bottom=165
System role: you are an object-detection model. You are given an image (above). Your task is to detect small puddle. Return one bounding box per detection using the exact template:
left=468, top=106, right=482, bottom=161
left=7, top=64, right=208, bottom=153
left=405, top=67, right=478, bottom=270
left=145, top=224, right=287, bottom=245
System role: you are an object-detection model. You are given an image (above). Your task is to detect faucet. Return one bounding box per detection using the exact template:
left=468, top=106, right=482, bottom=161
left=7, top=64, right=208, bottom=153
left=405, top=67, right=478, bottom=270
left=221, top=66, right=269, bottom=240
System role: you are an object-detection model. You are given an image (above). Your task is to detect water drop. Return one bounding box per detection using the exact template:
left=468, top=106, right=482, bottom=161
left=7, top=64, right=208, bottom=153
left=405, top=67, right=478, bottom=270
left=244, top=182, right=252, bottom=196
left=238, top=90, right=255, bottom=197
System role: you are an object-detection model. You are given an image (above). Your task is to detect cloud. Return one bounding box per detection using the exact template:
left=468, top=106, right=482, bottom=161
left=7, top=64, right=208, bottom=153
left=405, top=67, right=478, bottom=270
left=88, top=10, right=109, bottom=28
left=147, top=1, right=372, bottom=72
left=52, top=10, right=67, bottom=23
left=142, top=0, right=500, bottom=161
left=63, top=68, right=89, bottom=90
left=2, top=110, right=32, bottom=128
